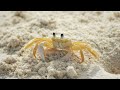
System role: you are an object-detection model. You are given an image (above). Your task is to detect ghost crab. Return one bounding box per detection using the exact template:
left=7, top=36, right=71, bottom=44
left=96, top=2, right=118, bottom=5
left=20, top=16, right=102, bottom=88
left=23, top=33, right=99, bottom=63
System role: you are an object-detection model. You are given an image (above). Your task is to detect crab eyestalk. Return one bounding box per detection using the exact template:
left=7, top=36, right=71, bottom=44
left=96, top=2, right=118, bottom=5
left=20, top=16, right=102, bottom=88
left=61, top=34, right=64, bottom=38
left=53, top=32, right=55, bottom=38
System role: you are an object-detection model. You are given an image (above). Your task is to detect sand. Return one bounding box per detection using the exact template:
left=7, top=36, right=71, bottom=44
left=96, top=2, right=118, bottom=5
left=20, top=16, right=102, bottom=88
left=0, top=11, right=120, bottom=79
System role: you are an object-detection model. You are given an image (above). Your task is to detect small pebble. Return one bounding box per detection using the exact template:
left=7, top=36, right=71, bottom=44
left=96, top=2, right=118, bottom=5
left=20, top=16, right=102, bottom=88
left=66, top=66, right=78, bottom=79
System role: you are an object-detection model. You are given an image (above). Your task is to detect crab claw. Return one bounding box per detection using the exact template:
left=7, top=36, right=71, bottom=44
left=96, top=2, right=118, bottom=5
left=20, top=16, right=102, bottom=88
left=37, top=42, right=46, bottom=62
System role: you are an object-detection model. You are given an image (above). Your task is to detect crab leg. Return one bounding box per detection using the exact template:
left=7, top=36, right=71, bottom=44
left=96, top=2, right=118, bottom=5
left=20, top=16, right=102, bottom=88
left=23, top=38, right=52, bottom=49
left=23, top=38, right=43, bottom=49
left=33, top=42, right=39, bottom=58
left=71, top=42, right=85, bottom=62
left=86, top=46, right=99, bottom=59
left=80, top=49, right=84, bottom=62
left=71, top=41, right=99, bottom=62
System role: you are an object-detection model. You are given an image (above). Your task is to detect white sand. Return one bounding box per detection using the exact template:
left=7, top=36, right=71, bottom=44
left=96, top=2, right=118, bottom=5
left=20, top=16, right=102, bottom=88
left=0, top=11, right=120, bottom=79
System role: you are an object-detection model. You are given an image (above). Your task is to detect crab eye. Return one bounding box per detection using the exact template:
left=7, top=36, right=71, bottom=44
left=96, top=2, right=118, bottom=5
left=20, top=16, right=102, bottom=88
left=53, top=32, right=55, bottom=37
left=61, top=34, right=64, bottom=38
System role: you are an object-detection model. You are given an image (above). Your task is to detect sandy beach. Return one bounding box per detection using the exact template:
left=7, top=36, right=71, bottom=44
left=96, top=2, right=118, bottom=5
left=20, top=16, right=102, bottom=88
left=0, top=11, right=120, bottom=79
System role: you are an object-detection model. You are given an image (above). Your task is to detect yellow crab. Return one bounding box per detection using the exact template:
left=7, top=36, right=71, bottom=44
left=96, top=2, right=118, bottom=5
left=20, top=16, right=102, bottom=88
left=23, top=33, right=99, bottom=63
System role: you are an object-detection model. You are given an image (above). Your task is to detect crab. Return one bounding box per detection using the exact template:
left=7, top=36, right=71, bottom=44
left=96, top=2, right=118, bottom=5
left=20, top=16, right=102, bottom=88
left=23, top=33, right=99, bottom=63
